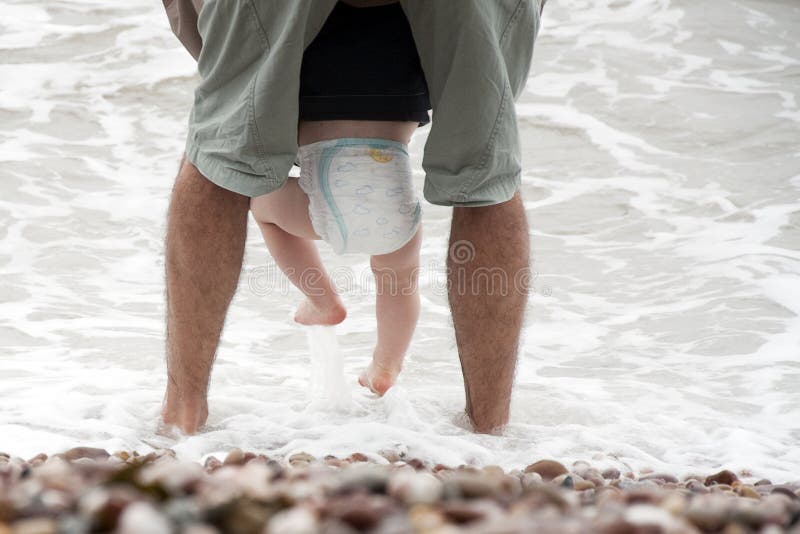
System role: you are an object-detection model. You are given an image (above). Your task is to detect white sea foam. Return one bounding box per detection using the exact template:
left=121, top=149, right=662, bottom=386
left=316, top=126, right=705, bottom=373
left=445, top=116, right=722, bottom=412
left=1, top=0, right=799, bottom=482
left=306, top=326, right=352, bottom=411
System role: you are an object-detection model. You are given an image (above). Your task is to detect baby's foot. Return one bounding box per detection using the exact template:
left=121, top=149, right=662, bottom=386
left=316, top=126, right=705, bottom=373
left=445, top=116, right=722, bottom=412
left=358, top=361, right=401, bottom=396
left=294, top=297, right=347, bottom=326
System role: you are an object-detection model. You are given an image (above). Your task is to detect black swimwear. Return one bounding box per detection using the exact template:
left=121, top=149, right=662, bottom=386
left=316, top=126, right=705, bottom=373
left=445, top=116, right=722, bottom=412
left=299, top=1, right=431, bottom=125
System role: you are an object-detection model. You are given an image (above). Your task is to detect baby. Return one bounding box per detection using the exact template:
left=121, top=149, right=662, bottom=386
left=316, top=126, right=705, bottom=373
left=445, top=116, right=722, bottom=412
left=250, top=120, right=421, bottom=396
left=250, top=0, right=429, bottom=396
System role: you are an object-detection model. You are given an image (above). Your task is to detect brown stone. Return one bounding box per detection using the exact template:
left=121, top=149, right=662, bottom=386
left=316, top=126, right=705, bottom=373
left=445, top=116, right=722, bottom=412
left=408, top=505, right=444, bottom=531
left=347, top=453, right=369, bottom=463
left=721, top=523, right=749, bottom=534
left=26, top=454, right=47, bottom=466
left=524, top=460, right=568, bottom=481
left=483, top=465, right=505, bottom=477
left=581, top=469, right=606, bottom=488
left=324, top=456, right=343, bottom=468
left=442, top=471, right=500, bottom=499
left=223, top=448, right=245, bottom=466
left=441, top=502, right=486, bottom=524
left=432, top=463, right=451, bottom=474
left=9, top=518, right=56, bottom=534
left=325, top=494, right=392, bottom=530
left=406, top=458, right=425, bottom=470
left=705, top=469, right=738, bottom=486
left=601, top=467, right=620, bottom=480
left=204, top=456, right=222, bottom=472
left=738, top=485, right=761, bottom=500
left=61, top=447, right=110, bottom=462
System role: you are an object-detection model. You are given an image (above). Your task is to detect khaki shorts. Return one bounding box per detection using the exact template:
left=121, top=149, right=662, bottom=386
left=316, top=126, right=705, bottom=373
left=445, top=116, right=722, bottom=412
left=183, top=0, right=542, bottom=206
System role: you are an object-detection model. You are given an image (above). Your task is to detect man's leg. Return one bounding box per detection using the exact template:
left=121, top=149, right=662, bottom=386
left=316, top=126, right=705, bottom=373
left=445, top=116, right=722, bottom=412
left=448, top=192, right=529, bottom=434
left=161, top=159, right=250, bottom=434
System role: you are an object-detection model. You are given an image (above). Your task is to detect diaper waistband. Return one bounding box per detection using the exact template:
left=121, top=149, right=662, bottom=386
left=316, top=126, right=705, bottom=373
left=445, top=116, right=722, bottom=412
left=298, top=137, right=409, bottom=157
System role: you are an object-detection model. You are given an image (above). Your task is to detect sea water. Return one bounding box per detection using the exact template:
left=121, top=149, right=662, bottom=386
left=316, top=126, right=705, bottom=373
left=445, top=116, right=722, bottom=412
left=306, top=326, right=351, bottom=411
left=1, top=0, right=799, bottom=481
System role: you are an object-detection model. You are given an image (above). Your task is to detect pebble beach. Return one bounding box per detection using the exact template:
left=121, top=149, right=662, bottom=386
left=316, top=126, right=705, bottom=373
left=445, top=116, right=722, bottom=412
left=1, top=448, right=799, bottom=533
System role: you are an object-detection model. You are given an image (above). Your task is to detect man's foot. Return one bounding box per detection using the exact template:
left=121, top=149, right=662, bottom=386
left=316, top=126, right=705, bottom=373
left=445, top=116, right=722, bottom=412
left=161, top=390, right=208, bottom=435
left=294, top=297, right=347, bottom=326
left=358, top=361, right=401, bottom=396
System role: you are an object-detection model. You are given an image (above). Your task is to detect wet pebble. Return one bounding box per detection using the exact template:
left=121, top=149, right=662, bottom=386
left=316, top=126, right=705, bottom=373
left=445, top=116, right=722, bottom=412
left=288, top=452, right=315, bottom=467
left=9, top=519, right=57, bottom=534
left=686, top=494, right=734, bottom=531
left=387, top=470, right=443, bottom=505
left=601, top=467, right=620, bottom=480
left=60, top=448, right=109, bottom=463
left=705, top=469, right=738, bottom=486
left=523, top=460, right=568, bottom=481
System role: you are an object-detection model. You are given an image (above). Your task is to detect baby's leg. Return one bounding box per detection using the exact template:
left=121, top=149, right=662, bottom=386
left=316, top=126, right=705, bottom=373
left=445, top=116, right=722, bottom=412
left=359, top=228, right=422, bottom=395
left=250, top=181, right=346, bottom=326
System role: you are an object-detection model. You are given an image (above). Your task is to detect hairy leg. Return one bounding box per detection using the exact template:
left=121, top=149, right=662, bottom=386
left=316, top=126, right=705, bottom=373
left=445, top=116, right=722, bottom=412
left=162, top=160, right=250, bottom=434
left=448, top=192, right=530, bottom=433
left=359, top=229, right=422, bottom=395
left=250, top=182, right=345, bottom=326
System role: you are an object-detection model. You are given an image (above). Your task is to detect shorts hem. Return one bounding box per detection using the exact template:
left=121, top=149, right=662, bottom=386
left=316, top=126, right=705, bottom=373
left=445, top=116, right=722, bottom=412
left=186, top=142, right=283, bottom=198
left=423, top=172, right=521, bottom=207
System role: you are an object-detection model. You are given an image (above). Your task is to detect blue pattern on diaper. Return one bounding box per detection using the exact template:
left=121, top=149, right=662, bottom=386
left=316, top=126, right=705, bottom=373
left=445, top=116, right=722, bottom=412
left=355, top=185, right=374, bottom=196
left=385, top=187, right=404, bottom=197
left=353, top=204, right=371, bottom=215
left=318, top=147, right=349, bottom=251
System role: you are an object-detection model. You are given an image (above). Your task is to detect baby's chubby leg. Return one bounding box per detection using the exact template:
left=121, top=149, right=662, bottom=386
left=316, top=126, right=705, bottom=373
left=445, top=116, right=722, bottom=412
left=359, top=228, right=422, bottom=395
left=250, top=183, right=346, bottom=326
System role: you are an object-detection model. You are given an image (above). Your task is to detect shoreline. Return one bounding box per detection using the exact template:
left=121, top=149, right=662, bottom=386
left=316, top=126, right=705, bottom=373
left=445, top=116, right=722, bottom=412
left=1, top=448, right=799, bottom=533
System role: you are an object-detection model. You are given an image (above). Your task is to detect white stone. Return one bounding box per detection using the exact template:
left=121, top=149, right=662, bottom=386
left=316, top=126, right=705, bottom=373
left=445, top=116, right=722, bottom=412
left=388, top=470, right=443, bottom=505
left=266, top=507, right=318, bottom=534
left=117, top=502, right=171, bottom=534
left=625, top=504, right=686, bottom=533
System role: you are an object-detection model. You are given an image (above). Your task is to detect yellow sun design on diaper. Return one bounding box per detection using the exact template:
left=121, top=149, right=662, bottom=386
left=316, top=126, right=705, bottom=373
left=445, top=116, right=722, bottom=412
left=369, top=148, right=394, bottom=163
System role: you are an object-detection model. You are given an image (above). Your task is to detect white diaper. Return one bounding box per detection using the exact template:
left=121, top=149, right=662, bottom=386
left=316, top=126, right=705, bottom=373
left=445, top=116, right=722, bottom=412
left=297, top=138, right=421, bottom=255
